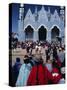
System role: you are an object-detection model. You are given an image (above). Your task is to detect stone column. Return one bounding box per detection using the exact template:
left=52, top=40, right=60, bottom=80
left=60, top=28, right=64, bottom=44
left=46, top=30, right=51, bottom=43
left=18, top=30, right=25, bottom=41
left=33, top=30, right=38, bottom=41
left=18, top=19, right=25, bottom=41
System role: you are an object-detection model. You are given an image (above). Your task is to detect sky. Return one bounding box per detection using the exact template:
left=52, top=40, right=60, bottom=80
left=12, top=3, right=20, bottom=33
left=24, top=4, right=61, bottom=17
left=10, top=3, right=64, bottom=33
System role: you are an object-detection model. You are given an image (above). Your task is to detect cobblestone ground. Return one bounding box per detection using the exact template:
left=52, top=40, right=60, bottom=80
left=10, top=48, right=37, bottom=66
left=10, top=48, right=53, bottom=66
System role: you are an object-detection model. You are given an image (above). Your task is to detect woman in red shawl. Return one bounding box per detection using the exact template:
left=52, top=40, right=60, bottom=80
left=27, top=56, right=62, bottom=86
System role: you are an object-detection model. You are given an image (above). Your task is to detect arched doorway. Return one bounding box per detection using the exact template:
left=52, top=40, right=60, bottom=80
left=51, top=26, right=60, bottom=41
left=25, top=25, right=34, bottom=41
left=38, top=26, right=47, bottom=41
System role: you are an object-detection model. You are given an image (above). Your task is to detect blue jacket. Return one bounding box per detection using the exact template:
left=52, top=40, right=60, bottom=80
left=16, top=63, right=32, bottom=86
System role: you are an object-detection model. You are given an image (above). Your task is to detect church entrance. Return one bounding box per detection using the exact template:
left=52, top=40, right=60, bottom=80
left=51, top=26, right=60, bottom=41
left=25, top=25, right=34, bottom=41
left=38, top=26, right=47, bottom=41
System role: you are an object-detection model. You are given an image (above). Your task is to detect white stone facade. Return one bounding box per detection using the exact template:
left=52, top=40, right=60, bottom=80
left=18, top=4, right=65, bottom=43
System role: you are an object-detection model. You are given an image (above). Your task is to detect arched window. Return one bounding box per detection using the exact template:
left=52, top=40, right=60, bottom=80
left=51, top=26, right=60, bottom=41
left=38, top=26, right=47, bottom=41
left=25, top=25, right=34, bottom=41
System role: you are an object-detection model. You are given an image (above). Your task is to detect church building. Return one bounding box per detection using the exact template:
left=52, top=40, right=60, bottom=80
left=18, top=4, right=65, bottom=43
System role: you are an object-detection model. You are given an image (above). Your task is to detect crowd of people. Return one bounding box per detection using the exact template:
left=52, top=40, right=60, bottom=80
left=9, top=40, right=65, bottom=86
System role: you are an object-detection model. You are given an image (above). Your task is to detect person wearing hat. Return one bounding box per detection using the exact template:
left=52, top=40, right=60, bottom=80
left=58, top=59, right=65, bottom=84
left=57, top=47, right=65, bottom=63
left=27, top=55, right=62, bottom=85
left=12, top=58, right=22, bottom=86
left=45, top=56, right=53, bottom=73
left=16, top=55, right=32, bottom=86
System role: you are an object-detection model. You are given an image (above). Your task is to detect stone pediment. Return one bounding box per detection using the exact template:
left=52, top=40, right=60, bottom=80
left=38, top=6, right=48, bottom=22
left=51, top=9, right=60, bottom=23
left=24, top=8, right=35, bottom=22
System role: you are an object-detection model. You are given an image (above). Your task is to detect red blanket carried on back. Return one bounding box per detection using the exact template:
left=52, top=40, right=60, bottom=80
left=27, top=64, right=62, bottom=85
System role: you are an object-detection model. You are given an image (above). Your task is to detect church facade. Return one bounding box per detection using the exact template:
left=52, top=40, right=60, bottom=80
left=18, top=4, right=65, bottom=43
